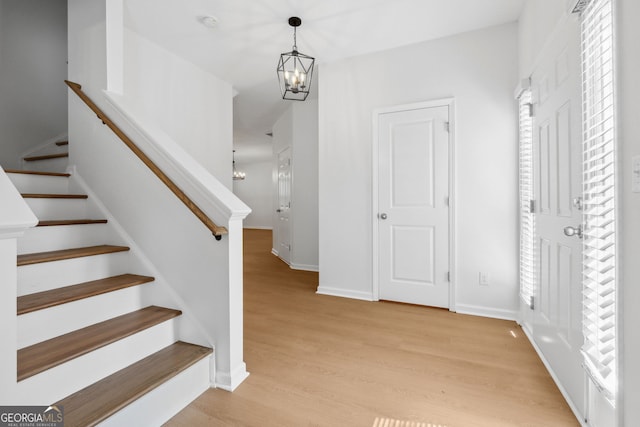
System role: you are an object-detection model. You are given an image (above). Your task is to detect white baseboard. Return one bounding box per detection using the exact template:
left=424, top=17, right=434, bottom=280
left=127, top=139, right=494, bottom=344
left=290, top=263, right=319, bottom=272
left=316, top=286, right=374, bottom=301
left=454, top=303, right=518, bottom=321
left=521, top=326, right=586, bottom=426
left=243, top=226, right=273, bottom=230
left=215, top=362, right=250, bottom=392
left=271, top=248, right=278, bottom=256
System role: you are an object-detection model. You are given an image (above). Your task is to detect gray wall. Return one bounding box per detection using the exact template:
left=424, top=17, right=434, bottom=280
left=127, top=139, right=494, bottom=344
left=0, top=0, right=68, bottom=168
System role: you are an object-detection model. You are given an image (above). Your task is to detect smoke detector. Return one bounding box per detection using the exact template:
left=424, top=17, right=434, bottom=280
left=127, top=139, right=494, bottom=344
left=200, top=15, right=219, bottom=29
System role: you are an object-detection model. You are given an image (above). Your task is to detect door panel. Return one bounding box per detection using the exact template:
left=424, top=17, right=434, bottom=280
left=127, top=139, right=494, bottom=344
left=539, top=122, right=551, bottom=214
left=557, top=103, right=574, bottom=217
left=378, top=105, right=449, bottom=308
left=391, top=122, right=435, bottom=207
left=392, top=225, right=434, bottom=283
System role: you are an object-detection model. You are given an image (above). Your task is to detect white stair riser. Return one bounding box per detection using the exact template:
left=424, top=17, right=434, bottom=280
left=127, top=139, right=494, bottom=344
left=18, top=224, right=111, bottom=254
left=6, top=174, right=70, bottom=194
left=99, top=355, right=211, bottom=427
left=18, top=284, right=151, bottom=349
left=18, top=252, right=131, bottom=295
left=24, top=198, right=88, bottom=220
left=22, top=157, right=68, bottom=173
left=27, top=144, right=69, bottom=158
left=15, top=319, right=179, bottom=405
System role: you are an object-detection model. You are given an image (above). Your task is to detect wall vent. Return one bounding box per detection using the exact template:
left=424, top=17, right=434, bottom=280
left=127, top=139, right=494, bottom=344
left=570, top=0, right=590, bottom=13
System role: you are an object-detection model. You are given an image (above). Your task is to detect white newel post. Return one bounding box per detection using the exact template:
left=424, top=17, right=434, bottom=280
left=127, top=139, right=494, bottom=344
left=223, top=218, right=250, bottom=391
left=0, top=170, right=38, bottom=404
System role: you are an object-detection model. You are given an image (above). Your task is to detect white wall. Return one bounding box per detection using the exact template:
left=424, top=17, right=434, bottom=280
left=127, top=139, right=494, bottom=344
left=0, top=0, right=68, bottom=168
left=67, top=0, right=107, bottom=101
left=291, top=101, right=319, bottom=271
left=122, top=29, right=233, bottom=188
left=618, top=0, right=640, bottom=423
left=272, top=100, right=320, bottom=271
left=518, top=0, right=567, bottom=76
left=232, top=159, right=273, bottom=229
left=318, top=23, right=519, bottom=317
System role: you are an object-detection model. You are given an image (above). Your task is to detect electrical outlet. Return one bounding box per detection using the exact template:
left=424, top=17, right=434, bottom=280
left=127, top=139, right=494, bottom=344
left=479, top=272, right=490, bottom=286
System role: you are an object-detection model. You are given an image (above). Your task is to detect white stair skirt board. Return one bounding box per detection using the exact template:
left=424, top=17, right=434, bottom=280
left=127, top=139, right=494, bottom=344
left=454, top=304, right=518, bottom=322
left=6, top=173, right=70, bottom=194
left=98, top=355, right=211, bottom=427
left=316, top=286, right=375, bottom=302
left=15, top=319, right=178, bottom=405
left=17, top=252, right=132, bottom=295
left=18, top=223, right=111, bottom=254
left=67, top=171, right=222, bottom=388
left=21, top=157, right=68, bottom=174
left=17, top=284, right=150, bottom=349
left=521, top=326, right=586, bottom=426
left=23, top=198, right=89, bottom=220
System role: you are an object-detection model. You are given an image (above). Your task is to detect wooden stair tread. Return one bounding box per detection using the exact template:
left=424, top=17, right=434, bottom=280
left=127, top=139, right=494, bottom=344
left=38, top=219, right=108, bottom=227
left=55, top=141, right=69, bottom=146
left=3, top=169, right=70, bottom=177
left=17, top=245, right=129, bottom=266
left=17, top=274, right=155, bottom=315
left=17, top=306, right=182, bottom=381
left=23, top=153, right=69, bottom=162
left=21, top=193, right=87, bottom=199
left=55, top=342, right=211, bottom=427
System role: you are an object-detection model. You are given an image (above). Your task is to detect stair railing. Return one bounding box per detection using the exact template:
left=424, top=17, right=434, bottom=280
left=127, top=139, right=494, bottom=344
left=64, top=80, right=228, bottom=240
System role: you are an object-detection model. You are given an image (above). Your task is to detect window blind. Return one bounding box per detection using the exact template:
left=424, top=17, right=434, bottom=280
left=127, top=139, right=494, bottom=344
left=518, top=90, right=535, bottom=308
left=580, top=0, right=617, bottom=400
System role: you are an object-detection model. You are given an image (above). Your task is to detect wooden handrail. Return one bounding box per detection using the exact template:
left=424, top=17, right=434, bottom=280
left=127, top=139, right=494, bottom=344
left=65, top=80, right=228, bottom=240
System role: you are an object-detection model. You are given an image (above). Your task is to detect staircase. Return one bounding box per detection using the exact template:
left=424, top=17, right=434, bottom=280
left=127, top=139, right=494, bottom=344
left=3, top=141, right=213, bottom=426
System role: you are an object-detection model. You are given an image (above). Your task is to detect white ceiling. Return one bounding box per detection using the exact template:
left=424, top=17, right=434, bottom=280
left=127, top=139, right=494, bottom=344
left=124, top=0, right=526, bottom=162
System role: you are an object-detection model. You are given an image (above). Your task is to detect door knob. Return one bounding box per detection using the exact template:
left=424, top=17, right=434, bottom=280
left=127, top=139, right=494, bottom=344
left=563, top=225, right=583, bottom=239
left=379, top=213, right=388, bottom=220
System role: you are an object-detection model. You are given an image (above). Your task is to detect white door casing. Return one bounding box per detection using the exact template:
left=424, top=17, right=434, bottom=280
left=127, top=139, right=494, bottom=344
left=374, top=102, right=451, bottom=308
left=529, top=17, right=586, bottom=418
left=276, top=147, right=292, bottom=264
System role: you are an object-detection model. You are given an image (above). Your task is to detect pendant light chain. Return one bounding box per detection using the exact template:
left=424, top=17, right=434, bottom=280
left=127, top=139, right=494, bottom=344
left=293, top=26, right=298, bottom=52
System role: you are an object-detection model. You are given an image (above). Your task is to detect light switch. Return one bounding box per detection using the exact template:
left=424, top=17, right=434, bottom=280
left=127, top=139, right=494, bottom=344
left=633, top=155, right=640, bottom=193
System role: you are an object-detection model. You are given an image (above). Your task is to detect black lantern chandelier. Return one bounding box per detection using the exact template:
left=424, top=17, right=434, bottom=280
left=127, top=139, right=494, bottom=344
left=277, top=17, right=315, bottom=101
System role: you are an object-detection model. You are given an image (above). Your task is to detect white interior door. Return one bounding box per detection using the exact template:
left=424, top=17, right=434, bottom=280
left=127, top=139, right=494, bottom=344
left=530, top=18, right=585, bottom=417
left=276, top=147, right=292, bottom=264
left=377, top=105, right=449, bottom=308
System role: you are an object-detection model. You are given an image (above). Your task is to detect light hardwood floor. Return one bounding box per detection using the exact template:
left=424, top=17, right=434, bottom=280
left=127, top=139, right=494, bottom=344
left=165, top=229, right=578, bottom=427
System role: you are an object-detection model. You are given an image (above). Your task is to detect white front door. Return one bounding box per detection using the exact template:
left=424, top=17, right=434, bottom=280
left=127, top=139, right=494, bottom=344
left=377, top=105, right=450, bottom=308
left=276, top=147, right=292, bottom=264
left=529, top=18, right=585, bottom=417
